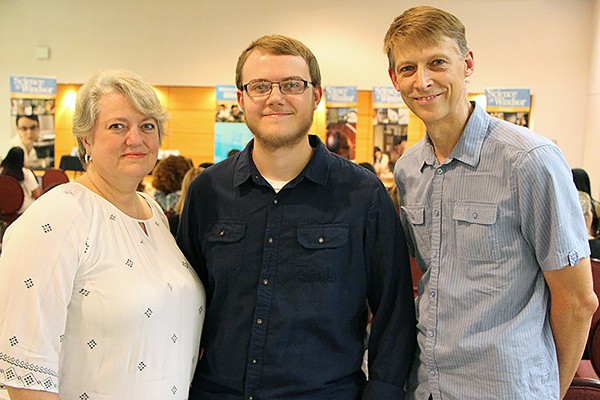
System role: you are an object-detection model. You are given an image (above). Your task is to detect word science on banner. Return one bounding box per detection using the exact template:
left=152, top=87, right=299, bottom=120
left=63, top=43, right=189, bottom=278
left=485, top=88, right=531, bottom=128
left=324, top=86, right=357, bottom=161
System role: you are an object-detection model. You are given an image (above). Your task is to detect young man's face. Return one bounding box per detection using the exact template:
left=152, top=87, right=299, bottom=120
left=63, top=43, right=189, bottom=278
left=16, top=116, right=40, bottom=147
left=237, top=50, right=322, bottom=150
left=388, top=36, right=474, bottom=130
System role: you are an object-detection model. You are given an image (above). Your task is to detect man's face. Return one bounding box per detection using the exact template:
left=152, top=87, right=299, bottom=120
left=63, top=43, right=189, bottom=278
left=16, top=116, right=40, bottom=147
left=237, top=50, right=322, bottom=150
left=388, top=37, right=474, bottom=129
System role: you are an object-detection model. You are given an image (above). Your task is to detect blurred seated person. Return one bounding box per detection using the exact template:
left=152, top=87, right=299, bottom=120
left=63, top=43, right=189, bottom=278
left=11, top=114, right=47, bottom=169
left=169, top=166, right=205, bottom=237
left=199, top=162, right=214, bottom=168
left=580, top=191, right=600, bottom=259
left=228, top=104, right=244, bottom=122
left=226, top=149, right=240, bottom=158
left=373, top=146, right=390, bottom=176
left=358, top=162, right=376, bottom=175
left=0, top=69, right=204, bottom=399
left=573, top=168, right=600, bottom=237
left=0, top=147, right=41, bottom=214
left=388, top=134, right=407, bottom=170
left=152, top=155, right=192, bottom=215
left=216, top=104, right=230, bottom=122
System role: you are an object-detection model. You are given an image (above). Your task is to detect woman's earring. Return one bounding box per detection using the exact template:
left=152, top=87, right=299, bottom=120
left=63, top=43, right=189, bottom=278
left=84, top=153, right=93, bottom=164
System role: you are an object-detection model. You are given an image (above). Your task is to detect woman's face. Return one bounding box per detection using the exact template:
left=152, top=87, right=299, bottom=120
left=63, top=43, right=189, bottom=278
left=84, top=92, right=159, bottom=185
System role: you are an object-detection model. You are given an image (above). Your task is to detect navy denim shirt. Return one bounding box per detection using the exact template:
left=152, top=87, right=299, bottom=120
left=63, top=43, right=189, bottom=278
left=178, top=135, right=416, bottom=400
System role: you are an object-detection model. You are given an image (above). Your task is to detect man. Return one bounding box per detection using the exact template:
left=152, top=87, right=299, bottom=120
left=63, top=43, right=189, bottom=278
left=12, top=114, right=43, bottom=168
left=384, top=6, right=597, bottom=400
left=388, top=134, right=407, bottom=168
left=178, top=34, right=416, bottom=400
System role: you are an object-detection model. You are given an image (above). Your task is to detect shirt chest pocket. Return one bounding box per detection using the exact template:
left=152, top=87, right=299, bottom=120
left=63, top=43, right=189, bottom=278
left=295, top=224, right=349, bottom=282
left=205, top=221, right=246, bottom=276
left=453, top=203, right=500, bottom=262
left=401, top=205, right=431, bottom=263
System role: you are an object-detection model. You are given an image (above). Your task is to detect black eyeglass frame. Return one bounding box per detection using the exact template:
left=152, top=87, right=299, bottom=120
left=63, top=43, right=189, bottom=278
left=242, top=79, right=314, bottom=97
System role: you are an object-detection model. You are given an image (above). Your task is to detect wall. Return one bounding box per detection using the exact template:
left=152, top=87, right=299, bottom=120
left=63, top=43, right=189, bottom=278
left=0, top=0, right=596, bottom=183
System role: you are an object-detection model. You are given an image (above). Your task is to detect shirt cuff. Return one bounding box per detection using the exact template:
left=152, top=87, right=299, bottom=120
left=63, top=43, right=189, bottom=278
left=363, top=379, right=406, bottom=400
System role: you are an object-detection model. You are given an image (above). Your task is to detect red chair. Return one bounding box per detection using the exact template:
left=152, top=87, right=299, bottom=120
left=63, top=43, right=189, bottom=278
left=0, top=175, right=24, bottom=226
left=564, top=377, right=600, bottom=400
left=590, top=259, right=600, bottom=332
left=42, top=168, right=69, bottom=192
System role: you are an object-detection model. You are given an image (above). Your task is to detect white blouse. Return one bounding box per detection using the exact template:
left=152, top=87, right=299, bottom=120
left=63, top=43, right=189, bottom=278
left=0, top=182, right=205, bottom=399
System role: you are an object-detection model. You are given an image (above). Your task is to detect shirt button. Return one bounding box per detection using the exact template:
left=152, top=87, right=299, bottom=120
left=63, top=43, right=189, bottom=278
left=434, top=209, right=440, bottom=217
left=251, top=359, right=258, bottom=364
left=429, top=370, right=437, bottom=377
left=318, top=237, right=324, bottom=244
left=431, top=251, right=438, bottom=258
left=249, top=396, right=254, bottom=400
left=430, top=290, right=437, bottom=298
left=427, top=330, right=435, bottom=338
left=472, top=211, right=478, bottom=219
left=436, top=168, right=443, bottom=175
left=267, top=237, right=274, bottom=244
left=219, top=230, right=225, bottom=237
left=262, top=279, right=270, bottom=286
left=256, top=318, right=264, bottom=325
left=273, top=199, right=278, bottom=205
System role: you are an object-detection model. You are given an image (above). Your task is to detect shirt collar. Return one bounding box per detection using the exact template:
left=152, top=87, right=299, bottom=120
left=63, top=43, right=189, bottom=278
left=233, top=135, right=331, bottom=188
left=420, top=101, right=490, bottom=169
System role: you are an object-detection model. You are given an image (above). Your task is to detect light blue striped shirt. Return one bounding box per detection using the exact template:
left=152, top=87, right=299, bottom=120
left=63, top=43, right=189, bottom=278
left=395, top=103, right=589, bottom=400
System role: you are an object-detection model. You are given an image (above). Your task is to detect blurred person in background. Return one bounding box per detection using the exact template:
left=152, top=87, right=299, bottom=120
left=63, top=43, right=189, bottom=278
left=151, top=154, right=193, bottom=215
left=0, top=146, right=41, bottom=214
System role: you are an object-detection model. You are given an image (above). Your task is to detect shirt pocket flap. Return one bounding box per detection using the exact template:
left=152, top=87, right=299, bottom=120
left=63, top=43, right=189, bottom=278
left=401, top=205, right=425, bottom=225
left=453, top=203, right=498, bottom=225
left=297, top=224, right=349, bottom=249
left=206, top=221, right=246, bottom=243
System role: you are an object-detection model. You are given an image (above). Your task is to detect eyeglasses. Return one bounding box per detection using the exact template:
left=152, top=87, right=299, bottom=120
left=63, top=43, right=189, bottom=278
left=242, top=79, right=314, bottom=97
left=18, top=125, right=39, bottom=132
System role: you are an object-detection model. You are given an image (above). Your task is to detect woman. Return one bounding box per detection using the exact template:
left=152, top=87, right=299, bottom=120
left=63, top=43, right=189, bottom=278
left=0, top=70, right=205, bottom=399
left=151, top=155, right=192, bottom=215
left=168, top=166, right=205, bottom=237
left=0, top=146, right=41, bottom=213
left=573, top=168, right=600, bottom=237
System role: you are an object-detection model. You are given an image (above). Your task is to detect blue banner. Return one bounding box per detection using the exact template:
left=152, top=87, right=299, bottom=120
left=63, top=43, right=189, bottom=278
left=216, top=85, right=238, bottom=101
left=372, top=86, right=404, bottom=106
left=10, top=75, right=56, bottom=96
left=324, top=86, right=357, bottom=106
left=485, top=88, right=531, bottom=111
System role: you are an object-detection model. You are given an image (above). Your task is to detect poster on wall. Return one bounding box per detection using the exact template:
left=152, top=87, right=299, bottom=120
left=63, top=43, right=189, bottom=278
left=372, top=86, right=409, bottom=177
left=214, top=85, right=253, bottom=163
left=10, top=75, right=56, bottom=169
left=485, top=88, right=531, bottom=128
left=324, top=86, right=357, bottom=161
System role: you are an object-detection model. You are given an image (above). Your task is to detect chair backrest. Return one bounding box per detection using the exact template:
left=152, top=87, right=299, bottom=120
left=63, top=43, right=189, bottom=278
left=591, top=259, right=600, bottom=335
left=564, top=377, right=600, bottom=400
left=0, top=175, right=25, bottom=224
left=42, top=168, right=69, bottom=192
left=409, top=257, right=423, bottom=298
left=590, top=316, right=600, bottom=378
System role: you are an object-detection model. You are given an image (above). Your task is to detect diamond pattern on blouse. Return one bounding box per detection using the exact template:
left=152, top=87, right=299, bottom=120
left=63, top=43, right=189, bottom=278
left=138, top=361, right=146, bottom=371
left=125, top=258, right=134, bottom=268
left=79, top=288, right=90, bottom=296
left=5, top=367, right=16, bottom=381
left=24, top=278, right=34, bottom=289
left=171, top=334, right=178, bottom=343
left=145, top=308, right=153, bottom=318
left=84, top=238, right=90, bottom=254
left=171, top=386, right=177, bottom=394
left=42, top=377, right=54, bottom=390
left=9, top=337, right=18, bottom=347
left=42, top=223, right=52, bottom=233
left=87, top=339, right=97, bottom=349
left=167, top=282, right=173, bottom=291
left=110, top=214, right=116, bottom=221
left=80, top=393, right=89, bottom=400
left=199, top=305, right=204, bottom=315
left=22, top=373, right=35, bottom=387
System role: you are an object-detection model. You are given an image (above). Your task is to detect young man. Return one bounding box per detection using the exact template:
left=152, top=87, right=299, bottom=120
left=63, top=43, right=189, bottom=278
left=178, top=34, right=416, bottom=400
left=384, top=6, right=597, bottom=400
left=12, top=114, right=41, bottom=168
